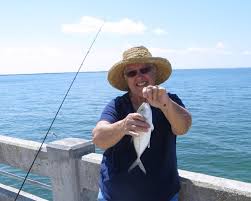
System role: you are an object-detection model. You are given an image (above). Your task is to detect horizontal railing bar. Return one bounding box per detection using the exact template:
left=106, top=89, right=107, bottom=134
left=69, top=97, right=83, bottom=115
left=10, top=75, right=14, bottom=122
left=0, top=169, right=51, bottom=190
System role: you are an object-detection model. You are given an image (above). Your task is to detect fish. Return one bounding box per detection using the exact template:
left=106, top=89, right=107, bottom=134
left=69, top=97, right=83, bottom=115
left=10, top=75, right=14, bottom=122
left=128, top=102, right=154, bottom=174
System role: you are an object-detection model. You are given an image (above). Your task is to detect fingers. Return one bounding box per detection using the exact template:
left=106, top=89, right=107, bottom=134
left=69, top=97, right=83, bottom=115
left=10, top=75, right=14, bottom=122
left=143, top=85, right=166, bottom=101
left=128, top=131, right=139, bottom=137
left=123, top=113, right=150, bottom=136
left=132, top=113, right=147, bottom=122
left=142, top=85, right=168, bottom=108
left=152, top=85, right=158, bottom=101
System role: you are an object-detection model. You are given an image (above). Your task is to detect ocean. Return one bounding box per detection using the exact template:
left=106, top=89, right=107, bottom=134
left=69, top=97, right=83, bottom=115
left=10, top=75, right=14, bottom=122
left=0, top=68, right=251, bottom=200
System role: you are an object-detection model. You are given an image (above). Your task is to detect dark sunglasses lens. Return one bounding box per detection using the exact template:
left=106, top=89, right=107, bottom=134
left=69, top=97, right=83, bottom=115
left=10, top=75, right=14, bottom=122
left=125, top=66, right=153, bottom=77
left=126, top=70, right=137, bottom=77
left=140, top=66, right=152, bottom=74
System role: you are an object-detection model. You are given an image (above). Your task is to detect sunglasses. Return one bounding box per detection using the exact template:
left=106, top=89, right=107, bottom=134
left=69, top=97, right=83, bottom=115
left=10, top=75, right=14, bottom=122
left=124, top=65, right=154, bottom=78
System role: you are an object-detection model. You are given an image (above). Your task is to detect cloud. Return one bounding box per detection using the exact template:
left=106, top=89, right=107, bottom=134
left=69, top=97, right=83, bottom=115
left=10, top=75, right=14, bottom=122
left=0, top=46, right=122, bottom=74
left=150, top=47, right=184, bottom=55
left=242, top=50, right=251, bottom=55
left=187, top=47, right=210, bottom=53
left=0, top=47, right=62, bottom=57
left=148, top=45, right=239, bottom=68
left=62, top=16, right=103, bottom=33
left=152, top=28, right=168, bottom=35
left=0, top=46, right=78, bottom=74
left=216, top=41, right=225, bottom=49
left=1, top=43, right=249, bottom=75
left=62, top=16, right=146, bottom=35
left=186, top=43, right=232, bottom=55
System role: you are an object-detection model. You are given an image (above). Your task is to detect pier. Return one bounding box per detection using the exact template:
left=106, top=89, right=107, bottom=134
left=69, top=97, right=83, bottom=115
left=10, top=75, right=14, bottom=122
left=0, top=135, right=251, bottom=201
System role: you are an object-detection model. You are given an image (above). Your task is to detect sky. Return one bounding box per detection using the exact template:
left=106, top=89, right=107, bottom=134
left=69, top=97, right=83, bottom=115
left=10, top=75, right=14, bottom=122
left=0, top=0, right=251, bottom=75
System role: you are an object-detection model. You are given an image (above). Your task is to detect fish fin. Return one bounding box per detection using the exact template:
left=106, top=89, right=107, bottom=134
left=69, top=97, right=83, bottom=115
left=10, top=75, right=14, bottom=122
left=147, top=141, right=150, bottom=148
left=128, top=159, right=139, bottom=172
left=151, top=124, right=154, bottom=131
left=138, top=160, right=147, bottom=174
left=128, top=158, right=147, bottom=174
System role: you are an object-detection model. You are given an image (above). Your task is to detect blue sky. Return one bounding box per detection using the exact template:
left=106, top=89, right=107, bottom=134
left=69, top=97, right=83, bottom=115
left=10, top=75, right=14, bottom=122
left=0, top=0, right=250, bottom=74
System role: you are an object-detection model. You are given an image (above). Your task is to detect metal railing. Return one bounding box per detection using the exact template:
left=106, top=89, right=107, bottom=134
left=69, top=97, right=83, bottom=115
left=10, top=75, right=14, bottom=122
left=0, top=169, right=51, bottom=190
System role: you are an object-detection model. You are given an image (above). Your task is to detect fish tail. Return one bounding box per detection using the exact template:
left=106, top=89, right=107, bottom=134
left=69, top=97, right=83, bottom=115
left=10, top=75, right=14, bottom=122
left=138, top=159, right=146, bottom=174
left=128, top=159, right=139, bottom=172
left=128, top=158, right=146, bottom=174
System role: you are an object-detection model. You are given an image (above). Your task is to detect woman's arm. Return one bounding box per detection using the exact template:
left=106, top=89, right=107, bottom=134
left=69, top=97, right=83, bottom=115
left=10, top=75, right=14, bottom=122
left=143, top=86, right=192, bottom=135
left=92, top=120, right=125, bottom=149
left=160, top=97, right=192, bottom=135
left=92, top=113, right=149, bottom=149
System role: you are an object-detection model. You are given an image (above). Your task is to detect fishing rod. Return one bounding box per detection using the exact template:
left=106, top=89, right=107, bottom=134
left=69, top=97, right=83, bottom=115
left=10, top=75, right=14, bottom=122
left=14, top=22, right=104, bottom=201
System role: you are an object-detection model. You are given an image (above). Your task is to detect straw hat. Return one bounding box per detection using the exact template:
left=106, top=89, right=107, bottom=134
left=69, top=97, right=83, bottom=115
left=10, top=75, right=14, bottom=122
left=108, top=46, right=172, bottom=91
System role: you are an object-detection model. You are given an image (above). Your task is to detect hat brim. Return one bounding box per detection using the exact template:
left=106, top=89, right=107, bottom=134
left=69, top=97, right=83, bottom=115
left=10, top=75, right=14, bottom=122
left=108, top=57, right=172, bottom=91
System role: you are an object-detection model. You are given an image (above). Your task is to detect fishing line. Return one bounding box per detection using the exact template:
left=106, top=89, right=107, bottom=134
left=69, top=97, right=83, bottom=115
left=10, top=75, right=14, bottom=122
left=14, top=22, right=104, bottom=201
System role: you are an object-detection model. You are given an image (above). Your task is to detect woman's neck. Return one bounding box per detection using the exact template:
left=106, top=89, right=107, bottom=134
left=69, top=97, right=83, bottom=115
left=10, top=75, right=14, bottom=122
left=129, top=92, right=146, bottom=111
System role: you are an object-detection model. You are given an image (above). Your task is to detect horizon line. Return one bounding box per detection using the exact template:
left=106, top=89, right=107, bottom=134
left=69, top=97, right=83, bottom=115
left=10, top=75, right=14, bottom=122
left=0, top=66, right=251, bottom=77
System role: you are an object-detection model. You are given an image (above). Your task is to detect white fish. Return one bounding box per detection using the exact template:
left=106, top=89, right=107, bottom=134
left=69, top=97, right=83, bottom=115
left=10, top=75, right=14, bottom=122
left=128, top=102, right=154, bottom=174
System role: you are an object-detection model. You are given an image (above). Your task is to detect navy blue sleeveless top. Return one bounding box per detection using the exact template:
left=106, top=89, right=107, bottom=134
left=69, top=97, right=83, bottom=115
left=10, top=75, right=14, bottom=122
left=98, top=93, right=185, bottom=201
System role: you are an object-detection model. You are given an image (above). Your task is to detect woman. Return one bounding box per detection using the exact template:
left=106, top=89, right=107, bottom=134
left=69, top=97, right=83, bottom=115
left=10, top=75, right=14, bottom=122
left=93, top=46, right=192, bottom=201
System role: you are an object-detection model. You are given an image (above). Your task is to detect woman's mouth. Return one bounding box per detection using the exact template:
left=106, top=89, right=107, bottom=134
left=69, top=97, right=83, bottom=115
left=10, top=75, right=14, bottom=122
left=136, top=81, right=147, bottom=87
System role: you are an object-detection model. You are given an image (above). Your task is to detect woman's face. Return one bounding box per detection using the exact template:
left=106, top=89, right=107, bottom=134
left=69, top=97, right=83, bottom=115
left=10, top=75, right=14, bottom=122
left=124, top=63, right=156, bottom=98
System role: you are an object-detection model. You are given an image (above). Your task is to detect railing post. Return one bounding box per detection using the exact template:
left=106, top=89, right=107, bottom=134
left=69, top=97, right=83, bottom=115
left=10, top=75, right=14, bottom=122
left=47, top=138, right=94, bottom=201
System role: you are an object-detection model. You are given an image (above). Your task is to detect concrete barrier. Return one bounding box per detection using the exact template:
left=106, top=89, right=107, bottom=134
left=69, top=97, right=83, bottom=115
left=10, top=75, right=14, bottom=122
left=0, top=183, right=47, bottom=201
left=0, top=135, right=251, bottom=201
left=0, top=135, right=49, bottom=176
left=178, top=170, right=251, bottom=201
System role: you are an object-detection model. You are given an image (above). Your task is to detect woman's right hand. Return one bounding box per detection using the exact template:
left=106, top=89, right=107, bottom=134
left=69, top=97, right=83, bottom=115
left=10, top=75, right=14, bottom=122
left=122, top=113, right=150, bottom=137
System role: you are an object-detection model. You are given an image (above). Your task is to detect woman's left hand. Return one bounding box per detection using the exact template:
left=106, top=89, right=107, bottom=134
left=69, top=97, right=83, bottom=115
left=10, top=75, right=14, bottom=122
left=142, top=85, right=170, bottom=109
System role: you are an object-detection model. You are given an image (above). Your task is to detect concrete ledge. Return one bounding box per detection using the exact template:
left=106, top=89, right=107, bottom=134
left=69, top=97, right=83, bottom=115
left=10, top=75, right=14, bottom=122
left=47, top=138, right=94, bottom=159
left=79, top=153, right=102, bottom=201
left=46, top=138, right=95, bottom=201
left=79, top=153, right=102, bottom=191
left=0, top=135, right=49, bottom=176
left=0, top=183, right=48, bottom=201
left=78, top=153, right=251, bottom=201
left=179, top=169, right=251, bottom=201
left=1, top=136, right=251, bottom=201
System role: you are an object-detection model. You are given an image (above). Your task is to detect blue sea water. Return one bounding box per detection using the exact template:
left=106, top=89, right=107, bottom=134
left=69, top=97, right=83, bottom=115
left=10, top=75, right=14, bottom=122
left=0, top=68, right=251, bottom=200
